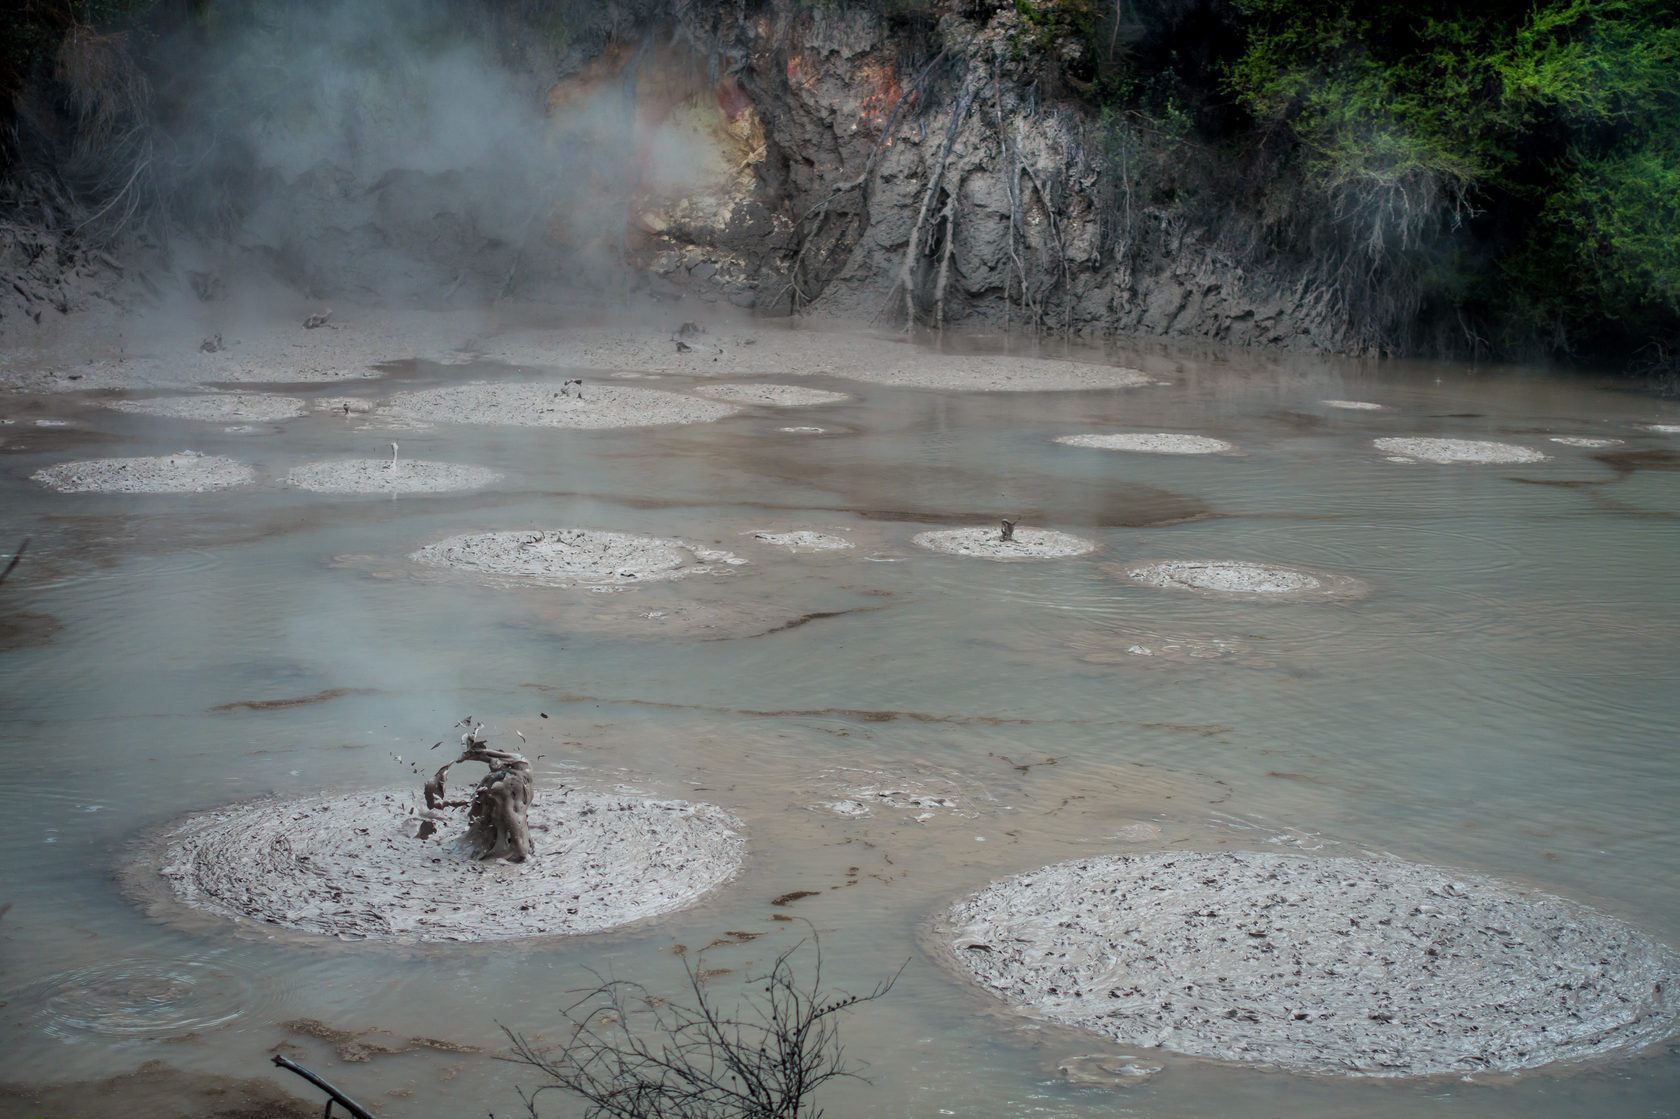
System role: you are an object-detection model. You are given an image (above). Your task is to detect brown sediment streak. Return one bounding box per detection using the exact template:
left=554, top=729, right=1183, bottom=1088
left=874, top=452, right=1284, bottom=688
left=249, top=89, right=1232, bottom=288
left=210, top=687, right=377, bottom=713
left=710, top=603, right=891, bottom=640
left=519, top=687, right=1042, bottom=726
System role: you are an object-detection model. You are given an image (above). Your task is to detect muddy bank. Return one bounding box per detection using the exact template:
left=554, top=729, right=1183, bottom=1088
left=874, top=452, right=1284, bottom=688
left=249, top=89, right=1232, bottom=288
left=0, top=1061, right=316, bottom=1119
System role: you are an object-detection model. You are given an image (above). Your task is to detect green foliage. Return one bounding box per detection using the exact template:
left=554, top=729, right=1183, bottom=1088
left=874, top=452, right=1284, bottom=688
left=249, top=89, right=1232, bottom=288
left=1226, top=0, right=1680, bottom=349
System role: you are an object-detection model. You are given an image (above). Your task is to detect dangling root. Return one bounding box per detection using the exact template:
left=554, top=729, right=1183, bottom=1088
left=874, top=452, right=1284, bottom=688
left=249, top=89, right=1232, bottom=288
left=885, top=74, right=977, bottom=331
left=933, top=182, right=960, bottom=334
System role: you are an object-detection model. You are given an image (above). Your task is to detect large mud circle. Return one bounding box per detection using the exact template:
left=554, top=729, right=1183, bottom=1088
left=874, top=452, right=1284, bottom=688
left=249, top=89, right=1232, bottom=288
left=1126, top=560, right=1366, bottom=599
left=1055, top=432, right=1234, bottom=454
left=284, top=459, right=501, bottom=495
left=147, top=788, right=744, bottom=942
left=410, top=528, right=746, bottom=586
left=102, top=392, right=307, bottom=422
left=31, top=453, right=255, bottom=493
left=1374, top=437, right=1548, bottom=464
left=382, top=381, right=740, bottom=428
left=941, top=851, right=1680, bottom=1077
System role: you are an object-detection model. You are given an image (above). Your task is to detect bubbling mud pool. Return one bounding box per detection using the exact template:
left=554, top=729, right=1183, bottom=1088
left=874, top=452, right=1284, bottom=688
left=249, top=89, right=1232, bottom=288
left=2, top=318, right=1679, bottom=1119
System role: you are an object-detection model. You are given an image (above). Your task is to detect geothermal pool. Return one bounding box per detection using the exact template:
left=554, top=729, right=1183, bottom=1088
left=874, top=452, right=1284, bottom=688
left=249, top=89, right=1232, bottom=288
left=2, top=323, right=1679, bottom=1117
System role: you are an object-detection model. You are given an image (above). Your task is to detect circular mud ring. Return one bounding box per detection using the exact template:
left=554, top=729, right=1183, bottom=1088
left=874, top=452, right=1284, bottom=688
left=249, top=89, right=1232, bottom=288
left=383, top=382, right=739, bottom=429
left=25, top=959, right=253, bottom=1038
left=151, top=789, right=744, bottom=941
left=1055, top=433, right=1233, bottom=454
left=284, top=459, right=501, bottom=495
left=105, top=393, right=307, bottom=422
left=692, top=383, right=851, bottom=407
left=1126, top=560, right=1364, bottom=599
left=411, top=528, right=745, bottom=585
left=913, top=527, right=1096, bottom=560
left=32, top=454, right=255, bottom=493
left=1373, top=437, right=1548, bottom=464
left=941, top=851, right=1679, bottom=1076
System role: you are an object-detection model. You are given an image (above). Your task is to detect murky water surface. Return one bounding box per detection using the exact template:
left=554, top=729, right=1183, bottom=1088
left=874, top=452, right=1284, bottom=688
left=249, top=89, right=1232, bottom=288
left=3, top=338, right=1679, bottom=1116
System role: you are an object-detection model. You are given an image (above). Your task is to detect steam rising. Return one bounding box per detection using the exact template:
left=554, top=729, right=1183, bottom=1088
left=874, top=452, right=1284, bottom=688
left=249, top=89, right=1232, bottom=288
left=166, top=1, right=724, bottom=307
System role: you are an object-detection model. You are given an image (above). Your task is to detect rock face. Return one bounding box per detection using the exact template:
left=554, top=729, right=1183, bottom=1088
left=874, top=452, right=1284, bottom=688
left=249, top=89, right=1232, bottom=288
left=654, top=2, right=1360, bottom=349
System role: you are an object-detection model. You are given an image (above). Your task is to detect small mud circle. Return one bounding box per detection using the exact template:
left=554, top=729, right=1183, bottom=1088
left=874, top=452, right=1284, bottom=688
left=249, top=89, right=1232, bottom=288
left=942, top=851, right=1680, bottom=1077
left=103, top=393, right=307, bottom=422
left=32, top=453, right=255, bottom=493
left=1055, top=433, right=1233, bottom=454
left=1126, top=560, right=1366, bottom=600
left=1550, top=436, right=1624, bottom=448
left=411, top=529, right=744, bottom=586
left=913, top=527, right=1096, bottom=559
left=748, top=530, right=854, bottom=552
left=692, top=383, right=851, bottom=407
left=149, top=788, right=744, bottom=941
left=284, top=459, right=501, bottom=495
left=382, top=382, right=739, bottom=428
left=1374, top=437, right=1548, bottom=464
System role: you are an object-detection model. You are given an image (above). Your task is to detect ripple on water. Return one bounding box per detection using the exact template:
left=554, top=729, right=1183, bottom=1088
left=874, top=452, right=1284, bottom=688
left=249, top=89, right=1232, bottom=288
left=21, top=957, right=257, bottom=1040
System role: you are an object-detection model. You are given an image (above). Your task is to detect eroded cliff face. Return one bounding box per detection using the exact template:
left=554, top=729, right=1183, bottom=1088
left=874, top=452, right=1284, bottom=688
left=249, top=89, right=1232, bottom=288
left=1, top=1, right=1360, bottom=354
left=612, top=1, right=1359, bottom=350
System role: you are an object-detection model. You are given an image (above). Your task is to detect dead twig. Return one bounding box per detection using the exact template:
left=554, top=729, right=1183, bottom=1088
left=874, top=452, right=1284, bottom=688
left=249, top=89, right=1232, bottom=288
left=0, top=539, right=27, bottom=587
left=270, top=1054, right=377, bottom=1119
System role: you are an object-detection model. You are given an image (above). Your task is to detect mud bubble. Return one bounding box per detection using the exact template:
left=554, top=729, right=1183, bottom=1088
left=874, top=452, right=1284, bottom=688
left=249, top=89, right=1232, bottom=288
left=1125, top=560, right=1365, bottom=599
left=1373, top=437, right=1548, bottom=464
left=284, top=459, right=502, bottom=495
left=146, top=787, right=744, bottom=942
left=31, top=452, right=255, bottom=493
left=913, top=527, right=1097, bottom=560
left=410, top=528, right=746, bottom=586
left=940, top=851, right=1679, bottom=1077
left=1055, top=433, right=1233, bottom=455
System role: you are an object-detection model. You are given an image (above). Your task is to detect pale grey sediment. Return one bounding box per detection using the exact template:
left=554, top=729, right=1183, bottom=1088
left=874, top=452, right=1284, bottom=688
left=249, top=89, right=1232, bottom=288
left=1549, top=436, right=1624, bottom=447
left=1055, top=433, right=1233, bottom=454
left=383, top=382, right=740, bottom=428
left=1125, top=559, right=1366, bottom=599
left=1373, top=437, right=1548, bottom=463
left=913, top=527, right=1096, bottom=559
left=32, top=453, right=255, bottom=493
left=1322, top=399, right=1385, bottom=410
left=284, top=459, right=502, bottom=494
left=941, top=851, right=1679, bottom=1076
left=152, top=788, right=744, bottom=942
left=411, top=528, right=746, bottom=585
left=104, top=393, right=307, bottom=422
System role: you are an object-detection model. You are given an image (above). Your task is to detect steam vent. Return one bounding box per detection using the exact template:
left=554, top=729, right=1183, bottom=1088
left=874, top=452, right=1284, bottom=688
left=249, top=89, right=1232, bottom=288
left=942, top=852, right=1680, bottom=1076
